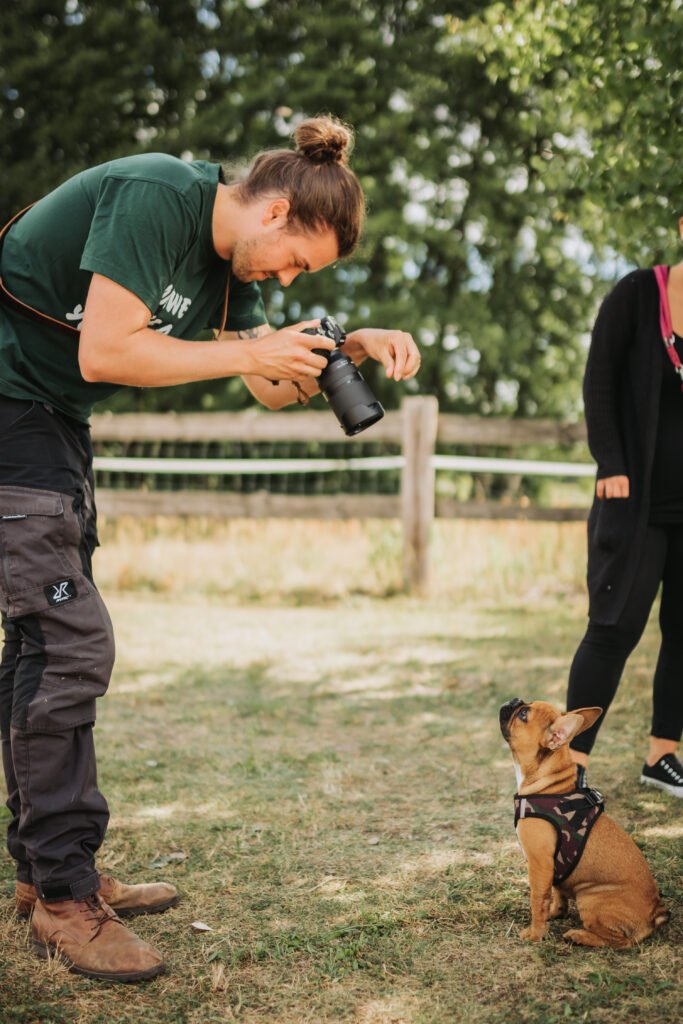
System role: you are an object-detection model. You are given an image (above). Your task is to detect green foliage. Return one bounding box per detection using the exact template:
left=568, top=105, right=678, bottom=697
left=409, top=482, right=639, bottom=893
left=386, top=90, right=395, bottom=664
left=180, top=0, right=596, bottom=417
left=1, top=0, right=671, bottom=417
left=0, top=0, right=208, bottom=215
left=476, top=0, right=683, bottom=264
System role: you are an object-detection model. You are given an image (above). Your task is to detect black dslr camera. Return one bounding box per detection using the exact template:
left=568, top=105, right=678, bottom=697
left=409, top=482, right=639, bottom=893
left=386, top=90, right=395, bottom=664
left=303, top=316, right=384, bottom=436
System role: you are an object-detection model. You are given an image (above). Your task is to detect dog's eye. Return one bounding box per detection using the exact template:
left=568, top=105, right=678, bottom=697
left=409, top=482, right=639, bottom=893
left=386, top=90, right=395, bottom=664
left=518, top=707, right=529, bottom=722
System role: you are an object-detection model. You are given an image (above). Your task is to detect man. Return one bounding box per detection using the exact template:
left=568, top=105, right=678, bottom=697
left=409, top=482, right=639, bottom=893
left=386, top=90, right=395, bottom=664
left=0, top=116, right=420, bottom=982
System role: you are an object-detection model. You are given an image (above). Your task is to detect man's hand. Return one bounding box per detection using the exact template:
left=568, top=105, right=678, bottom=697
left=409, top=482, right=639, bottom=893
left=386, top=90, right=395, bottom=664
left=79, top=276, right=334, bottom=389
left=243, top=320, right=335, bottom=381
left=596, top=475, right=630, bottom=499
left=344, top=328, right=420, bottom=381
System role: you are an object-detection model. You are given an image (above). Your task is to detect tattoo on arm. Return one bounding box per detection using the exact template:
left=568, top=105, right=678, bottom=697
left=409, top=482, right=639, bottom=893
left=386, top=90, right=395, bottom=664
left=216, top=321, right=274, bottom=342
left=214, top=323, right=272, bottom=341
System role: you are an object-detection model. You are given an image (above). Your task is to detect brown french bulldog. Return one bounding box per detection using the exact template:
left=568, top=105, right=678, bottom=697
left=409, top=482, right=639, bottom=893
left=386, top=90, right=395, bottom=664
left=499, top=698, right=669, bottom=948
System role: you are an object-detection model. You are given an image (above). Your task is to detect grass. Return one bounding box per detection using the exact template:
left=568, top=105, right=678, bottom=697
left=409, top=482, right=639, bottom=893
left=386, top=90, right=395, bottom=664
left=0, top=520, right=680, bottom=1023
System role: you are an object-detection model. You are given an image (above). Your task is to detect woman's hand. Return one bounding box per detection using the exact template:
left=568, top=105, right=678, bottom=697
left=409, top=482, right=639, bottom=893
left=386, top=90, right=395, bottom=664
left=344, top=328, right=420, bottom=381
left=596, top=475, right=630, bottom=499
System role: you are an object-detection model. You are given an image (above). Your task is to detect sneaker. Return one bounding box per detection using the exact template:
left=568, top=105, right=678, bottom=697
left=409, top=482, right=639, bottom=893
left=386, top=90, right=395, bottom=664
left=640, top=754, right=683, bottom=798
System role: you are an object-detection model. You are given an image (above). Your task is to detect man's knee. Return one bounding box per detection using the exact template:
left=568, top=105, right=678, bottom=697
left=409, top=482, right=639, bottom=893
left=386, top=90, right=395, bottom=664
left=10, top=595, right=115, bottom=733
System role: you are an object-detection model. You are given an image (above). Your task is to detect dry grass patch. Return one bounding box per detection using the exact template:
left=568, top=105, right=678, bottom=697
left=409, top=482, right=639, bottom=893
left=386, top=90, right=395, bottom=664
left=0, top=540, right=680, bottom=1022
left=93, top=517, right=588, bottom=604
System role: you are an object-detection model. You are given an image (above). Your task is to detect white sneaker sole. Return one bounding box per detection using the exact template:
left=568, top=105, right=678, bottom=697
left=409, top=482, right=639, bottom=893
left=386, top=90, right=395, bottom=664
left=639, top=775, right=683, bottom=798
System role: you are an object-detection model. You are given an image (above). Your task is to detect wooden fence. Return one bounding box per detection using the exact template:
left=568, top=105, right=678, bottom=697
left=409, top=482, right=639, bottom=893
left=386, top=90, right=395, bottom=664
left=91, top=397, right=592, bottom=593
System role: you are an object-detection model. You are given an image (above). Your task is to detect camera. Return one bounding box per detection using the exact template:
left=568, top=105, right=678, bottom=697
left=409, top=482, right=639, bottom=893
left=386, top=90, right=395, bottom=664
left=302, top=316, right=385, bottom=436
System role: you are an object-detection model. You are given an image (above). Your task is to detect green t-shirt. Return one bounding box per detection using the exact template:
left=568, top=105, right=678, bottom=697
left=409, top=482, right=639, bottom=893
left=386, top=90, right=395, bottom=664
left=0, top=153, right=267, bottom=422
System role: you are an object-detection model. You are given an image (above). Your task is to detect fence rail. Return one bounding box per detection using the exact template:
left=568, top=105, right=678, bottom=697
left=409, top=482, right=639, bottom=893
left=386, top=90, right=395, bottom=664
left=91, top=399, right=594, bottom=593
left=93, top=453, right=595, bottom=478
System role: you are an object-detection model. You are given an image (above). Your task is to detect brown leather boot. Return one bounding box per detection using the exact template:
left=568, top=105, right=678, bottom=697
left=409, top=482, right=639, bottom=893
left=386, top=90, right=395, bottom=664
left=16, top=874, right=178, bottom=920
left=15, top=881, right=38, bottom=920
left=32, top=894, right=165, bottom=982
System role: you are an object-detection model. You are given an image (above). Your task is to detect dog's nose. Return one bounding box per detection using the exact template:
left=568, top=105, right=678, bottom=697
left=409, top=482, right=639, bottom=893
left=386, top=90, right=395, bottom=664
left=499, top=697, right=526, bottom=726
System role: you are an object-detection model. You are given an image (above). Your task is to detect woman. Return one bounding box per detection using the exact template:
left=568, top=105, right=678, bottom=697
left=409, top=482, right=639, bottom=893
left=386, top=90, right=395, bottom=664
left=566, top=243, right=683, bottom=798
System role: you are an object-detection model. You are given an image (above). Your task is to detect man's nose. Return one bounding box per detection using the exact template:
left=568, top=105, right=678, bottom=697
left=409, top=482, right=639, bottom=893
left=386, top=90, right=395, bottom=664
left=277, top=268, right=301, bottom=287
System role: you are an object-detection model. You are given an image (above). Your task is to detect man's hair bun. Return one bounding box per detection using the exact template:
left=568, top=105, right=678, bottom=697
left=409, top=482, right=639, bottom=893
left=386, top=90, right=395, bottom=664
left=230, top=112, right=365, bottom=257
left=294, top=116, right=354, bottom=165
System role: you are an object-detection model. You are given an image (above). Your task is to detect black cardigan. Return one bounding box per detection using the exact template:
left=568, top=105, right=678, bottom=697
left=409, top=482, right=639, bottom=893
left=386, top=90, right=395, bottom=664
left=584, top=268, right=665, bottom=625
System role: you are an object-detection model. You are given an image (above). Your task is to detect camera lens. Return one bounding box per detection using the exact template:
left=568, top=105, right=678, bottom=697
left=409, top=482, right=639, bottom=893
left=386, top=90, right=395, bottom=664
left=318, top=353, right=385, bottom=436
left=303, top=317, right=385, bottom=436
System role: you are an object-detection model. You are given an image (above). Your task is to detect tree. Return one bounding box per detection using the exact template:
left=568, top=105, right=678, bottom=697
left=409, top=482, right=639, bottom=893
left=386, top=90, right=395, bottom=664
left=476, top=0, right=683, bottom=265
left=175, top=0, right=595, bottom=417
left=0, top=1, right=630, bottom=419
left=0, top=0, right=208, bottom=220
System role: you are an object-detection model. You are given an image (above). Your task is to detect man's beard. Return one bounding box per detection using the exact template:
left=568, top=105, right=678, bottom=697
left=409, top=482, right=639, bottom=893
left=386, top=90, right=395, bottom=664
left=230, top=237, right=262, bottom=281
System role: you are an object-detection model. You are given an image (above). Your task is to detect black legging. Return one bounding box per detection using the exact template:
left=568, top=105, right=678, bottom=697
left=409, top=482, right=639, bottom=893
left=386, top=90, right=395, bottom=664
left=567, top=524, right=683, bottom=755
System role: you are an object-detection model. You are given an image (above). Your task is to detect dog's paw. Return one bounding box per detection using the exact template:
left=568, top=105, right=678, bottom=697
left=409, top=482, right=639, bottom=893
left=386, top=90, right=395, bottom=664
left=548, top=892, right=569, bottom=919
left=562, top=928, right=606, bottom=947
left=519, top=926, right=547, bottom=942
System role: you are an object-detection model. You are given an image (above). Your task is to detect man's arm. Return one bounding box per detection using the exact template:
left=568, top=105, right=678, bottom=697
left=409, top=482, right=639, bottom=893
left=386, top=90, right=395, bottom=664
left=78, top=274, right=333, bottom=388
left=218, top=324, right=322, bottom=410
left=220, top=324, right=421, bottom=409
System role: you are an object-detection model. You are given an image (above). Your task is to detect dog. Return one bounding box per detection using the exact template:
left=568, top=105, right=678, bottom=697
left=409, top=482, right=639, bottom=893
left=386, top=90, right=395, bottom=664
left=499, top=698, right=669, bottom=948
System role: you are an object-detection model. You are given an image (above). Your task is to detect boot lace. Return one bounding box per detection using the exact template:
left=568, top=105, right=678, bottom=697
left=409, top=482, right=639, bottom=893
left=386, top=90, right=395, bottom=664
left=80, top=894, right=117, bottom=931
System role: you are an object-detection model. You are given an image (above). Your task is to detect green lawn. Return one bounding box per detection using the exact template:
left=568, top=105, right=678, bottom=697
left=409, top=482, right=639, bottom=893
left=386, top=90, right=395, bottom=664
left=0, top=592, right=680, bottom=1024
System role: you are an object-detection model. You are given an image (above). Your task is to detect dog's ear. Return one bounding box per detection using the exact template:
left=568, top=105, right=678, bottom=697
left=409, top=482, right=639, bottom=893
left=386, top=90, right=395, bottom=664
left=567, top=706, right=603, bottom=736
left=542, top=713, right=586, bottom=750
left=542, top=707, right=603, bottom=749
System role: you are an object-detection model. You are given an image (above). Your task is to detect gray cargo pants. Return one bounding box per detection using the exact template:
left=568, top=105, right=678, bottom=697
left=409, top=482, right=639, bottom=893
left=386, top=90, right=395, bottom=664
left=0, top=449, right=115, bottom=900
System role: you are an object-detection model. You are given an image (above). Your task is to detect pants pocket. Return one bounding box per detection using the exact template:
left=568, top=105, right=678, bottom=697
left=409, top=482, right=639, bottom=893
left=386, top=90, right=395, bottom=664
left=0, top=486, right=84, bottom=616
left=591, top=496, right=633, bottom=553
left=11, top=590, right=115, bottom=733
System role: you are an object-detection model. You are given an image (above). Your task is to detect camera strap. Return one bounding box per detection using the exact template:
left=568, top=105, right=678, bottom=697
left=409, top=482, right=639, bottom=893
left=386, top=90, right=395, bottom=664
left=0, top=202, right=232, bottom=337
left=653, top=264, right=683, bottom=392
left=292, top=382, right=310, bottom=405
left=269, top=378, right=310, bottom=406
left=0, top=203, right=79, bottom=335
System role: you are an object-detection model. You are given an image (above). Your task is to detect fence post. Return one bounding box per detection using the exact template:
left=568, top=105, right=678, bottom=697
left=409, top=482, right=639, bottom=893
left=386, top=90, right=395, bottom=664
left=401, top=396, right=439, bottom=594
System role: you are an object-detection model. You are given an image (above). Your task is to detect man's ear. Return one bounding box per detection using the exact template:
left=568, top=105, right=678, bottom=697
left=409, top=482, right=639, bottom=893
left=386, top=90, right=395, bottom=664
left=542, top=707, right=603, bottom=749
left=263, top=197, right=290, bottom=227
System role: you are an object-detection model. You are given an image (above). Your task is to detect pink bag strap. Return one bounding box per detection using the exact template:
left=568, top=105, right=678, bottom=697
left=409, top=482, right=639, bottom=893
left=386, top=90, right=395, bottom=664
left=654, top=265, right=673, bottom=340
left=653, top=264, right=683, bottom=391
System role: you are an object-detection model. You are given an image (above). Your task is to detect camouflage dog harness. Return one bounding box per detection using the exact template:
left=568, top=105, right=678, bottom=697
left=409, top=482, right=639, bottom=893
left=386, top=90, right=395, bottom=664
left=514, top=787, right=604, bottom=884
